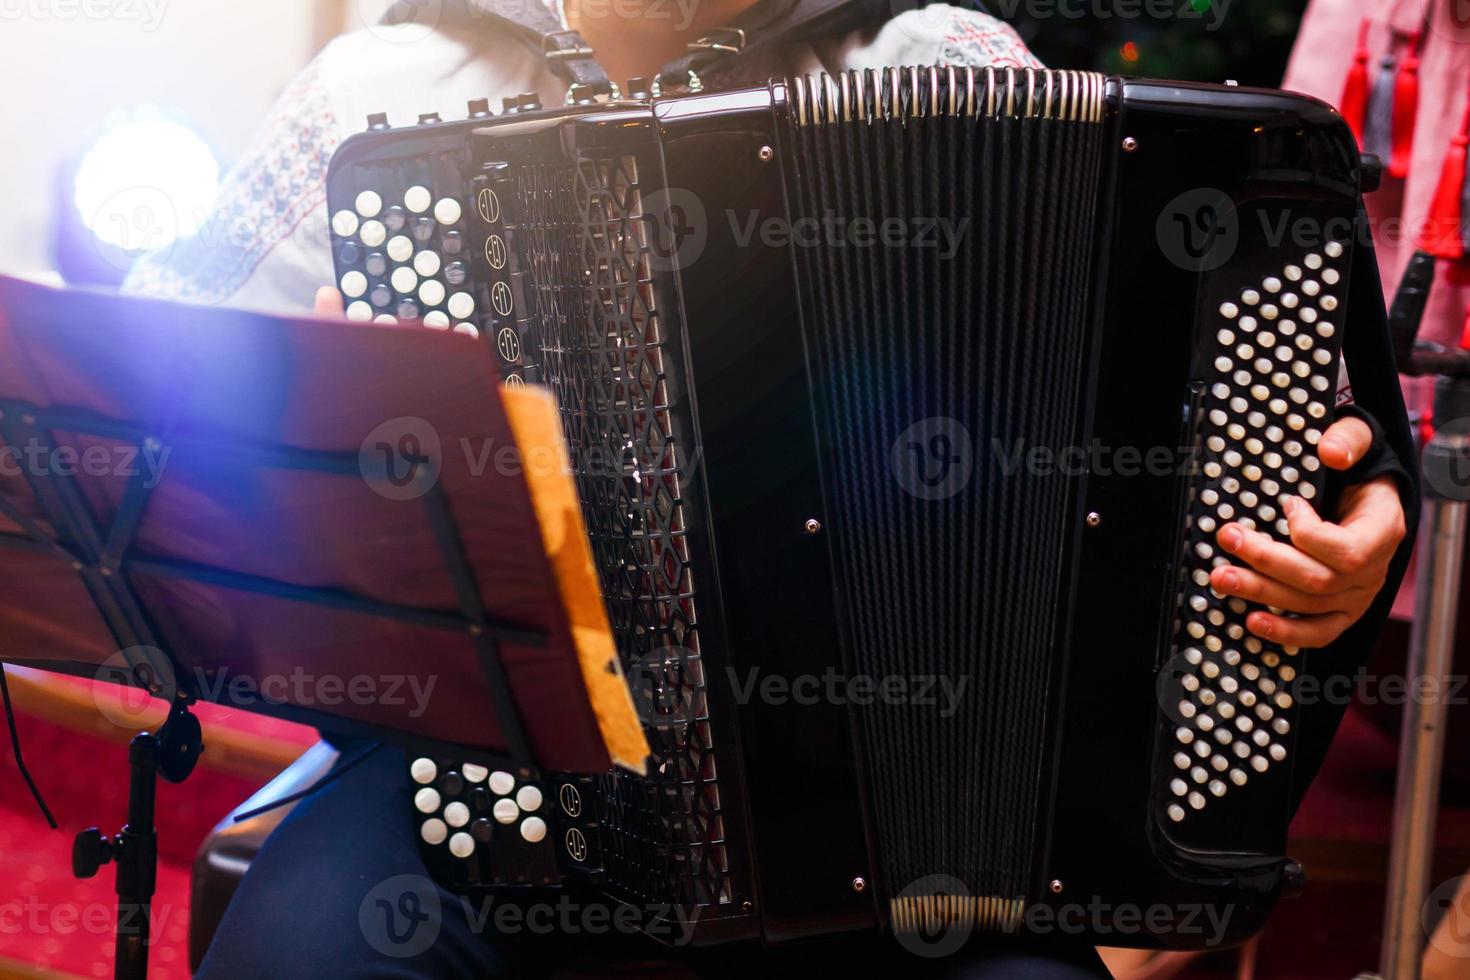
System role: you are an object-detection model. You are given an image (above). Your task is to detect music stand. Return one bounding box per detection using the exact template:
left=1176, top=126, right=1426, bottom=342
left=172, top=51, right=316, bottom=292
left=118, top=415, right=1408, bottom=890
left=0, top=275, right=637, bottom=979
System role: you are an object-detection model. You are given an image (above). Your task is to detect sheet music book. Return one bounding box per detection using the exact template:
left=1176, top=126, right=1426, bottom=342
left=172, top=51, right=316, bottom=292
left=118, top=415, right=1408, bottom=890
left=0, top=274, right=647, bottom=775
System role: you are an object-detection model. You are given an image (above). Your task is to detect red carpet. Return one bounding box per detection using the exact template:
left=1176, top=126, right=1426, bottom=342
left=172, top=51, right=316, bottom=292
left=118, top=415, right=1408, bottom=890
left=0, top=681, right=313, bottom=979
left=0, top=677, right=1462, bottom=977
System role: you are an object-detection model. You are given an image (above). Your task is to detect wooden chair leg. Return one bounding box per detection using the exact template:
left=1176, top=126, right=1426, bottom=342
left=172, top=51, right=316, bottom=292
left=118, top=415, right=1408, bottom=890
left=1235, top=935, right=1260, bottom=980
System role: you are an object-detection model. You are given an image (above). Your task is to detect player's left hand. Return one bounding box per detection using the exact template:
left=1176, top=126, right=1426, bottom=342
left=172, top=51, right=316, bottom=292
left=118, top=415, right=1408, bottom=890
left=1209, top=415, right=1407, bottom=649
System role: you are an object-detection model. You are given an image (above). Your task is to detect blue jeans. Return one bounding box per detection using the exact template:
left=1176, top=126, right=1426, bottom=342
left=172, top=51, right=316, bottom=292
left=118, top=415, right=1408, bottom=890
left=196, top=746, right=1110, bottom=978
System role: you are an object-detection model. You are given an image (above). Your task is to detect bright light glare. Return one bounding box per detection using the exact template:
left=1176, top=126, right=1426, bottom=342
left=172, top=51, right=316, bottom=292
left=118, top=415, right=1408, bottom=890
left=72, top=107, right=220, bottom=253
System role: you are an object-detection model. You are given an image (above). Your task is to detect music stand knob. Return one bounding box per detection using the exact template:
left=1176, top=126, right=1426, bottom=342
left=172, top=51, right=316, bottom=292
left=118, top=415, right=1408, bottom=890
left=72, top=827, right=115, bottom=878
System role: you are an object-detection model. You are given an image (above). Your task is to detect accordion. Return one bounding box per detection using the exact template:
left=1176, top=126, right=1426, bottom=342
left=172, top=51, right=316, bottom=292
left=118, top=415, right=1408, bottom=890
left=326, top=66, right=1383, bottom=949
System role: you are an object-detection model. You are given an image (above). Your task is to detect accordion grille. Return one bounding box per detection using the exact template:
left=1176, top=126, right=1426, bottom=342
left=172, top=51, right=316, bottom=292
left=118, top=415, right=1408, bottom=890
left=511, top=153, right=729, bottom=910
left=785, top=67, right=1107, bottom=915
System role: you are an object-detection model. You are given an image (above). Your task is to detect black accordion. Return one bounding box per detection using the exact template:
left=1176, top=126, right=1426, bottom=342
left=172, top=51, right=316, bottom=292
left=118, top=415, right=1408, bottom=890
left=326, top=66, right=1385, bottom=949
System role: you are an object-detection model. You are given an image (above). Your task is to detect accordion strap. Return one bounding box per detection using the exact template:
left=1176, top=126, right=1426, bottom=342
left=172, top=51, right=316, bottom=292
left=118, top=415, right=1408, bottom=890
left=386, top=0, right=917, bottom=96
left=475, top=0, right=614, bottom=89
left=655, top=0, right=891, bottom=90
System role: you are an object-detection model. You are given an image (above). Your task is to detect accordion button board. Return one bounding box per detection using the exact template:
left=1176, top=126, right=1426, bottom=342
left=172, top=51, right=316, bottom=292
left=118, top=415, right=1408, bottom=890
left=1163, top=244, right=1348, bottom=825
left=408, top=755, right=560, bottom=887
left=330, top=161, right=481, bottom=334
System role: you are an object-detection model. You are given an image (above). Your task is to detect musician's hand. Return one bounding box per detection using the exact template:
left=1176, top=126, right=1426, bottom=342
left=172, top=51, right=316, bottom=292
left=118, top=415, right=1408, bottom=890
left=313, top=286, right=344, bottom=317
left=1209, top=415, right=1406, bottom=649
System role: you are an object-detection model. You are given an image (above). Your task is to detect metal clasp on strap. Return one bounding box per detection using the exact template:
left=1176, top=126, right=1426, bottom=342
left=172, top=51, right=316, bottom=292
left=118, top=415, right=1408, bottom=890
left=687, top=26, right=745, bottom=55
left=542, top=29, right=595, bottom=60
left=563, top=80, right=622, bottom=105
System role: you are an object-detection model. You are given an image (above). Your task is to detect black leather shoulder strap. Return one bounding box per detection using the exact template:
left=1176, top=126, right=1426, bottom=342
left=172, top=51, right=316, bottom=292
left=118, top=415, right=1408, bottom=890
left=384, top=0, right=611, bottom=89
left=385, top=0, right=930, bottom=96
left=656, top=0, right=890, bottom=89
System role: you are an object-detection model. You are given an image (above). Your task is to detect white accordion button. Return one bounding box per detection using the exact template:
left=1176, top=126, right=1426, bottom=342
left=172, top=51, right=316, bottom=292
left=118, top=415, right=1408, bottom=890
left=520, top=816, right=548, bottom=843
left=387, top=235, right=414, bottom=263
left=462, top=763, right=489, bottom=784
left=447, top=292, right=475, bottom=319
left=391, top=267, right=418, bottom=294
left=414, top=788, right=441, bottom=814
left=1324, top=241, right=1344, bottom=258
left=404, top=185, right=432, bottom=214
left=345, top=301, right=372, bottom=322
left=493, top=798, right=519, bottom=824
left=410, top=758, right=437, bottom=784
left=434, top=197, right=463, bottom=225
left=332, top=210, right=359, bottom=237
left=489, top=771, right=516, bottom=795
left=1167, top=803, right=1186, bottom=823
left=414, top=250, right=442, bottom=277
left=355, top=190, right=383, bottom=217
left=420, top=818, right=447, bottom=846
left=339, top=271, right=367, bottom=298
left=423, top=310, right=450, bottom=329
left=453, top=323, right=479, bottom=338
left=449, top=832, right=475, bottom=858
left=359, top=220, right=386, bottom=248
left=1220, top=301, right=1239, bottom=318
left=515, top=785, right=543, bottom=812
left=444, top=802, right=470, bottom=828
left=419, top=279, right=446, bottom=307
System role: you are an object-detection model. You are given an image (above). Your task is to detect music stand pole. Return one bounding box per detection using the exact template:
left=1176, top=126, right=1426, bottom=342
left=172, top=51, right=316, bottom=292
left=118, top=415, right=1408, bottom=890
left=1379, top=376, right=1469, bottom=980
left=73, top=703, right=202, bottom=980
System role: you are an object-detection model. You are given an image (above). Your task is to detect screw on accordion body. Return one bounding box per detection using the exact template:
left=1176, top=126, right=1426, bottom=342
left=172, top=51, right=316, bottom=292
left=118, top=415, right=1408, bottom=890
left=324, top=66, right=1378, bottom=949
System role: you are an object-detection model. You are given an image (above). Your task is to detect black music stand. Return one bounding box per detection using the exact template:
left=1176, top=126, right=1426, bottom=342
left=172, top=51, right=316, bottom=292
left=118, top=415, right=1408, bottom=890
left=0, top=276, right=620, bottom=980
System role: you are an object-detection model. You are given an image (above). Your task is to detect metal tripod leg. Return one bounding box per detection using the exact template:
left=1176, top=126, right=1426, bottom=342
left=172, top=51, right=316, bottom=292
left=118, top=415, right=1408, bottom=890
left=1379, top=377, right=1470, bottom=979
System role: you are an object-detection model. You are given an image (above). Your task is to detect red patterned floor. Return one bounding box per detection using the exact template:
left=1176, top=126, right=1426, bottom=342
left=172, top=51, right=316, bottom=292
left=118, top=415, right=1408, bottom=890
left=0, top=687, right=312, bottom=979
left=0, top=676, right=1461, bottom=977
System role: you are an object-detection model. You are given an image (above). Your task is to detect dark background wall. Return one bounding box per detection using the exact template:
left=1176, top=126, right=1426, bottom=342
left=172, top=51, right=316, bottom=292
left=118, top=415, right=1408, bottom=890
left=992, top=0, right=1309, bottom=87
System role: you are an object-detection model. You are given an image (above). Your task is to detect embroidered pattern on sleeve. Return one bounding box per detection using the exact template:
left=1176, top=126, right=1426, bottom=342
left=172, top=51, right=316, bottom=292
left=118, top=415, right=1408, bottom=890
left=940, top=10, right=1043, bottom=69
left=123, top=60, right=338, bottom=306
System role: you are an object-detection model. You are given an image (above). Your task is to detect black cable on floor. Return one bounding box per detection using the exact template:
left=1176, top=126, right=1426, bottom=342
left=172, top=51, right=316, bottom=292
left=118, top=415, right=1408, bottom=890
left=0, top=664, right=57, bottom=829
